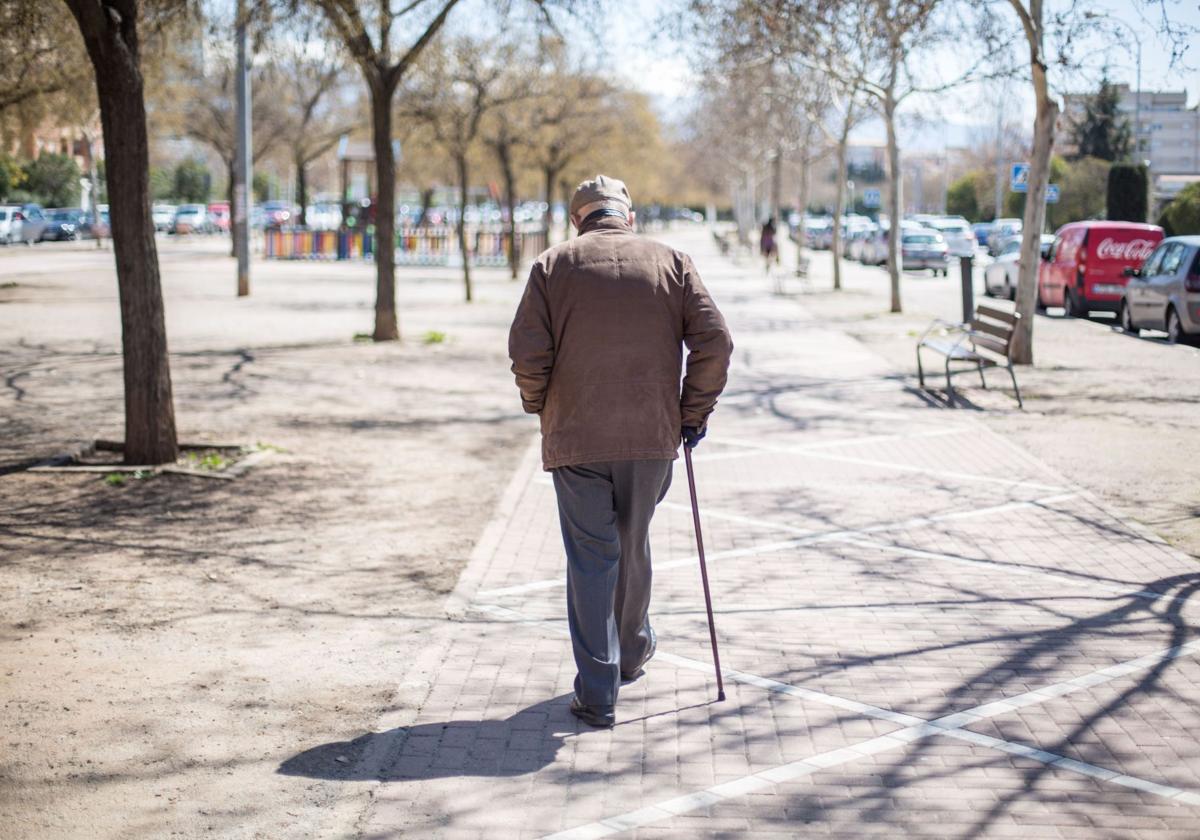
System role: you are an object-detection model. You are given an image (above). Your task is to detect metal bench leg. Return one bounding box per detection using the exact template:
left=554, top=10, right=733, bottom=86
left=977, top=361, right=987, bottom=389
left=916, top=345, right=926, bottom=389
left=1007, top=362, right=1023, bottom=409
left=944, top=357, right=956, bottom=407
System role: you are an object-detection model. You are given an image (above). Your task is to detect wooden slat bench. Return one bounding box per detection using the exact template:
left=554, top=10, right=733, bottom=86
left=916, top=303, right=1024, bottom=408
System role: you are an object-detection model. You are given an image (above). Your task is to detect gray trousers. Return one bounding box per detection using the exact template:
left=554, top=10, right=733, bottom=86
left=551, top=459, right=674, bottom=707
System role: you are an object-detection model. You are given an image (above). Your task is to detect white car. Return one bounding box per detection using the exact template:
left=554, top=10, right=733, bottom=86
left=988, top=218, right=1023, bottom=256
left=304, top=202, right=342, bottom=230
left=929, top=216, right=977, bottom=258
left=172, top=204, right=207, bottom=234
left=0, top=206, right=19, bottom=244
left=152, top=204, right=176, bottom=231
left=984, top=234, right=1055, bottom=299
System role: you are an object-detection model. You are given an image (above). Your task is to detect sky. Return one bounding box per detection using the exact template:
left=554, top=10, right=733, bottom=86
left=591, top=0, right=1200, bottom=152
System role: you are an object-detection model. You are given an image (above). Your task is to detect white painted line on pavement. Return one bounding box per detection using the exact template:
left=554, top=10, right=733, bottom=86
left=711, top=435, right=1067, bottom=493
left=837, top=536, right=1169, bottom=603
left=477, top=493, right=1078, bottom=599
left=535, top=637, right=1200, bottom=839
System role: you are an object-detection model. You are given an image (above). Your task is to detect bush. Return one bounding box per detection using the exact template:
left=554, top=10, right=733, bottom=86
left=23, top=153, right=81, bottom=207
left=150, top=166, right=174, bottom=201
left=946, top=174, right=979, bottom=221
left=0, top=154, right=24, bottom=202
left=1161, top=182, right=1200, bottom=236
left=1107, top=163, right=1149, bottom=222
left=173, top=159, right=210, bottom=203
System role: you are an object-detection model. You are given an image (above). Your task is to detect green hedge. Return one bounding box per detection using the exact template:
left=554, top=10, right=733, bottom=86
left=1107, top=163, right=1148, bottom=222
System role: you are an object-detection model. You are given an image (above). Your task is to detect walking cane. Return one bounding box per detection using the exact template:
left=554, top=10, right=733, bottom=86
left=684, top=443, right=726, bottom=702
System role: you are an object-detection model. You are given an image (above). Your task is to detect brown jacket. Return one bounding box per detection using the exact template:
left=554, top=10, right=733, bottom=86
left=508, top=215, right=733, bottom=470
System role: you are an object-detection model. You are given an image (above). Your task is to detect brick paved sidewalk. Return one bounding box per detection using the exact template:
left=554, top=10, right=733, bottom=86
left=358, top=231, right=1200, bottom=839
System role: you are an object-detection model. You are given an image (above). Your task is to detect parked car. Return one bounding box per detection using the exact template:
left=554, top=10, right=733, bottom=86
left=1038, top=221, right=1164, bottom=316
left=0, top=206, right=20, bottom=244
left=988, top=218, right=1023, bottom=256
left=207, top=201, right=230, bottom=232
left=983, top=235, right=1055, bottom=299
left=151, top=204, right=176, bottom=231
left=305, top=202, right=343, bottom=230
left=972, top=222, right=992, bottom=250
left=4, top=204, right=49, bottom=244
left=900, top=230, right=950, bottom=274
left=859, top=221, right=927, bottom=266
left=172, top=204, right=208, bottom=234
left=928, top=216, right=977, bottom=258
left=1119, top=236, right=1200, bottom=344
left=41, top=208, right=85, bottom=241
left=262, top=200, right=297, bottom=227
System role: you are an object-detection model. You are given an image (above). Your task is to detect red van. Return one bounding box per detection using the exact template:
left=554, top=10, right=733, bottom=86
left=1038, top=221, right=1163, bottom=316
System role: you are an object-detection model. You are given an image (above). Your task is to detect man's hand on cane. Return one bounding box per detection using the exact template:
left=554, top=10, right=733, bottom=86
left=682, top=426, right=706, bottom=449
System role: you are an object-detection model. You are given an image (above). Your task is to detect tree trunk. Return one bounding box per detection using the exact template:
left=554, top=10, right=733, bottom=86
left=369, top=79, right=399, bottom=340
left=227, top=158, right=237, bottom=257
left=497, top=143, right=518, bottom=279
left=296, top=156, right=308, bottom=228
left=66, top=0, right=178, bottom=465
left=1010, top=57, right=1058, bottom=365
left=796, top=155, right=810, bottom=259
left=884, top=90, right=902, bottom=314
left=832, top=132, right=849, bottom=291
left=456, top=155, right=473, bottom=302
left=560, top=177, right=572, bottom=241
left=415, top=187, right=434, bottom=227
left=771, top=143, right=783, bottom=231
left=543, top=165, right=557, bottom=232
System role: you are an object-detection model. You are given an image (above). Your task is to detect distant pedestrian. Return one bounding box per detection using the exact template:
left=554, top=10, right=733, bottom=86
left=508, top=174, right=734, bottom=727
left=760, top=217, right=779, bottom=274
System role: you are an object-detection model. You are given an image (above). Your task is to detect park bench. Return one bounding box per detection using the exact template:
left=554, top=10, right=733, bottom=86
left=916, top=302, right=1023, bottom=408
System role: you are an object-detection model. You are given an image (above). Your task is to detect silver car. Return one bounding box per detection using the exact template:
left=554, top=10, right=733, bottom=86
left=983, top=235, right=1055, bottom=300
left=899, top=230, right=950, bottom=275
left=929, top=216, right=977, bottom=258
left=1119, top=235, right=1200, bottom=344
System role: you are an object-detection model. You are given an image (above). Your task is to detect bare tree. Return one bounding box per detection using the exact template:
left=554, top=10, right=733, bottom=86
left=974, top=0, right=1195, bottom=363
left=60, top=0, right=183, bottom=464
left=400, top=36, right=520, bottom=302
left=180, top=50, right=291, bottom=255
left=273, top=23, right=358, bottom=226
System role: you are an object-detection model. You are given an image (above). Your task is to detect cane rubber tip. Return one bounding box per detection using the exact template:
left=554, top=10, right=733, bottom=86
left=717, top=691, right=726, bottom=702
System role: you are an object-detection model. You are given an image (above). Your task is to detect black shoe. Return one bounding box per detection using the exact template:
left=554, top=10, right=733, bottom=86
left=569, top=695, right=615, bottom=728
left=621, top=627, right=656, bottom=684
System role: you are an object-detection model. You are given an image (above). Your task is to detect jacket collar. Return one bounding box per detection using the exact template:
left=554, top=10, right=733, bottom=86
left=578, top=214, right=632, bottom=235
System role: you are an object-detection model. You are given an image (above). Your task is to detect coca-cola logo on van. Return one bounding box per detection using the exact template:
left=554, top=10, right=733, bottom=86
left=1095, top=238, right=1156, bottom=262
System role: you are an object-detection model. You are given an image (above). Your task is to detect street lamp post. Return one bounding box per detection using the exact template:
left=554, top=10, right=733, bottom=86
left=234, top=0, right=252, bottom=297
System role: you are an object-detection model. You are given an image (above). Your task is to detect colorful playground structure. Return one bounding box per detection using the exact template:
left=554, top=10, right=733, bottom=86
left=263, top=225, right=549, bottom=266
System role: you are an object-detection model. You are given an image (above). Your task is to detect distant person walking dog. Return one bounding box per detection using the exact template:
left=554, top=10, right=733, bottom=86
left=508, top=174, right=733, bottom=727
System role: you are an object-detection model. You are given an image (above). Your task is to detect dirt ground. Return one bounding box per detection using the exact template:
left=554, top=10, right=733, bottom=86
left=1, top=240, right=534, bottom=838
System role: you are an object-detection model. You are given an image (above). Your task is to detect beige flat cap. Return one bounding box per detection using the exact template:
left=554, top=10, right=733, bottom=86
left=569, top=174, right=632, bottom=217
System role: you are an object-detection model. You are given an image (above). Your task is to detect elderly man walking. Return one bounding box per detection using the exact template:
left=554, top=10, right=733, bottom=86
left=508, top=175, right=733, bottom=727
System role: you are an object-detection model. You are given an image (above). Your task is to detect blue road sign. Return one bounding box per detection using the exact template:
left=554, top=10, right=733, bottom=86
left=863, top=188, right=881, bottom=208
left=1045, top=184, right=1060, bottom=203
left=1010, top=162, right=1030, bottom=193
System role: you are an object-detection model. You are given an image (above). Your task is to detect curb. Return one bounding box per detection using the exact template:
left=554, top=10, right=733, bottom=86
left=443, top=432, right=542, bottom=620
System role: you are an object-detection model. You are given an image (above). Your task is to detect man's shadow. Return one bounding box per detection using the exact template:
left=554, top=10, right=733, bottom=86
left=278, top=696, right=576, bottom=781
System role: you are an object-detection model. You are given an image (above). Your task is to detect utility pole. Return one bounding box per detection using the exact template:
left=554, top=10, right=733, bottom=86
left=234, top=0, right=252, bottom=297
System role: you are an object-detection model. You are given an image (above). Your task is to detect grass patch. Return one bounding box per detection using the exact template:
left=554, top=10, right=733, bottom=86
left=0, top=281, right=17, bottom=289
left=353, top=332, right=373, bottom=343
left=184, top=451, right=229, bottom=471
left=422, top=330, right=447, bottom=345
left=103, top=469, right=152, bottom=486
